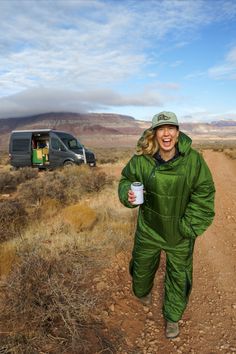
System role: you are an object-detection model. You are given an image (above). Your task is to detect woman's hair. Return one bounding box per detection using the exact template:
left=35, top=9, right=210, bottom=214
left=136, top=128, right=159, bottom=156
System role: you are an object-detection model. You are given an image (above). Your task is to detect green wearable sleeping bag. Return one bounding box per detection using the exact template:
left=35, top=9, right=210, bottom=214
left=118, top=132, right=215, bottom=322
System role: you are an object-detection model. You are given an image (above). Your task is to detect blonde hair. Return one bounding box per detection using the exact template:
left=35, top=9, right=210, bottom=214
left=136, top=128, right=159, bottom=156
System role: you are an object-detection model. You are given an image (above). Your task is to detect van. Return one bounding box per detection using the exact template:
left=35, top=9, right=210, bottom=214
left=9, top=129, right=96, bottom=169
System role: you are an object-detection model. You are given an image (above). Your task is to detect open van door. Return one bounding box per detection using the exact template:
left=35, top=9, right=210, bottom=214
left=9, top=132, right=32, bottom=167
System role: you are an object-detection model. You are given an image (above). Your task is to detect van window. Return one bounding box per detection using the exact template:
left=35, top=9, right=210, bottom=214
left=68, top=139, right=79, bottom=149
left=51, top=138, right=66, bottom=151
left=55, top=132, right=82, bottom=150
left=12, top=139, right=30, bottom=152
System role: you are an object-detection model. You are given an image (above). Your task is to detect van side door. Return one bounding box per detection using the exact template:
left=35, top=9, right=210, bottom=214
left=49, top=133, right=69, bottom=168
left=10, top=132, right=32, bottom=167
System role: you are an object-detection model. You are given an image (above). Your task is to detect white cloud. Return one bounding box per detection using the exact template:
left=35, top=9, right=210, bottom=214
left=0, top=85, right=181, bottom=118
left=1, top=0, right=235, bottom=95
left=208, top=46, right=236, bottom=80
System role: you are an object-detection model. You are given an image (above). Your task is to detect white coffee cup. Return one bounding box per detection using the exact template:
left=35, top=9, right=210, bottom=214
left=131, top=182, right=144, bottom=205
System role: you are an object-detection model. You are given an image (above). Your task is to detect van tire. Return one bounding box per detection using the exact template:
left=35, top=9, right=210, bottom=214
left=64, top=160, right=74, bottom=167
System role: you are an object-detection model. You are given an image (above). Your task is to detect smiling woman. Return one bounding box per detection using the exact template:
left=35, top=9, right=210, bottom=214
left=118, top=111, right=215, bottom=339
left=153, top=112, right=180, bottom=162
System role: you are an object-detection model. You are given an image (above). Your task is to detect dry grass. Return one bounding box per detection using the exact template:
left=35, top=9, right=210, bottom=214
left=0, top=200, right=28, bottom=242
left=92, top=147, right=134, bottom=165
left=192, top=140, right=236, bottom=151
left=77, top=165, right=113, bottom=193
left=224, top=148, right=236, bottom=160
left=61, top=203, right=97, bottom=232
left=0, top=241, right=17, bottom=278
left=0, top=244, right=108, bottom=353
left=39, top=197, right=62, bottom=218
left=0, top=171, right=18, bottom=193
left=18, top=172, right=69, bottom=206
left=0, top=156, right=137, bottom=353
left=0, top=151, right=9, bottom=166
left=15, top=166, right=38, bottom=183
left=17, top=165, right=113, bottom=210
left=17, top=182, right=135, bottom=257
left=0, top=194, right=130, bottom=352
left=0, top=168, right=38, bottom=193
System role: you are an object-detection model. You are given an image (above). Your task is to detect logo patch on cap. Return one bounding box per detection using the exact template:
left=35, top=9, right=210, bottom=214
left=158, top=114, right=171, bottom=121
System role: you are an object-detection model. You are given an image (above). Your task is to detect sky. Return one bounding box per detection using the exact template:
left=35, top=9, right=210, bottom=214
left=1, top=0, right=236, bottom=122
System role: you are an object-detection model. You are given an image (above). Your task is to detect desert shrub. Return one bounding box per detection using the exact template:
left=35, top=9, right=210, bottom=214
left=0, top=171, right=18, bottom=193
left=60, top=165, right=114, bottom=195
left=0, top=151, right=9, bottom=166
left=0, top=168, right=38, bottom=194
left=213, top=147, right=224, bottom=152
left=18, top=166, right=113, bottom=211
left=0, top=246, right=113, bottom=353
left=0, top=200, right=28, bottom=242
left=17, top=167, right=86, bottom=206
left=224, top=148, right=236, bottom=160
left=15, top=167, right=38, bottom=184
left=78, top=166, right=113, bottom=193
left=18, top=174, right=68, bottom=205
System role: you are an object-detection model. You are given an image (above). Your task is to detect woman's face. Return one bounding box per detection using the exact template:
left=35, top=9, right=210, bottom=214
left=155, top=125, right=179, bottom=153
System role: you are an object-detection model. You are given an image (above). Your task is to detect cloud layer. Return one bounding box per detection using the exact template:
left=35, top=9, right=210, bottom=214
left=1, top=0, right=236, bottom=119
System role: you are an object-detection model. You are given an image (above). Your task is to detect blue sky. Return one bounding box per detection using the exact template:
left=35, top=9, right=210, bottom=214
left=1, top=0, right=236, bottom=122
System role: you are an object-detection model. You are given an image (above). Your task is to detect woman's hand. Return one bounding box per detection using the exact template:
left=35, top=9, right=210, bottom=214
left=128, top=190, right=136, bottom=204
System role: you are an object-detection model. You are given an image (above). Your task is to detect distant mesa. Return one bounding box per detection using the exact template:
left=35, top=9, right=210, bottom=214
left=0, top=112, right=145, bottom=150
left=0, top=112, right=235, bottom=150
left=211, top=120, right=236, bottom=127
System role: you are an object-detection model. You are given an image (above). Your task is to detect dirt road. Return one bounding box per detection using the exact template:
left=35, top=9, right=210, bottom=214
left=103, top=150, right=236, bottom=353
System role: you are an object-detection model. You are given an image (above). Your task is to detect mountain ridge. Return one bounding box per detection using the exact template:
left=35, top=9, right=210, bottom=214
left=0, top=112, right=236, bottom=150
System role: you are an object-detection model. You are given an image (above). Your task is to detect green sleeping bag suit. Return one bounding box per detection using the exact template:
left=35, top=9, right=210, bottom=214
left=118, top=111, right=215, bottom=339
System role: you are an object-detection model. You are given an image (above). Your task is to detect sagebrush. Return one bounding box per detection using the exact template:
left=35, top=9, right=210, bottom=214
left=0, top=244, right=113, bottom=353
left=0, top=200, right=28, bottom=242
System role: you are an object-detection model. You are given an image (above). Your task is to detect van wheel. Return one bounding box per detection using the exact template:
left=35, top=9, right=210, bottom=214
left=64, top=160, right=74, bottom=167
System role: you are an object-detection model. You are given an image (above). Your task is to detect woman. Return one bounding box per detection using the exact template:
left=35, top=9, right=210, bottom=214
left=118, top=111, right=215, bottom=339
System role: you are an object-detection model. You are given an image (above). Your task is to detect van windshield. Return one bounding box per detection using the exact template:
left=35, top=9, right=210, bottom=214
left=61, top=138, right=83, bottom=151
left=55, top=132, right=83, bottom=151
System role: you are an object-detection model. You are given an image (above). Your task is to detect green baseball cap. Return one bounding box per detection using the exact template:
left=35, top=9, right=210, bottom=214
left=152, top=111, right=179, bottom=129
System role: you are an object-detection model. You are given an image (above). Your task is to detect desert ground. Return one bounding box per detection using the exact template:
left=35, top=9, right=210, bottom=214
left=0, top=147, right=236, bottom=353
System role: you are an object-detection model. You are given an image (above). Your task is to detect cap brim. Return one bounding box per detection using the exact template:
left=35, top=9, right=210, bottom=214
left=152, top=122, right=179, bottom=129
